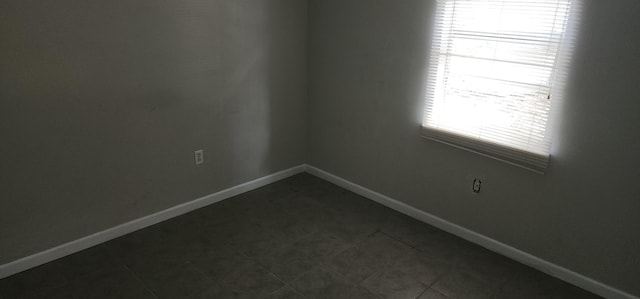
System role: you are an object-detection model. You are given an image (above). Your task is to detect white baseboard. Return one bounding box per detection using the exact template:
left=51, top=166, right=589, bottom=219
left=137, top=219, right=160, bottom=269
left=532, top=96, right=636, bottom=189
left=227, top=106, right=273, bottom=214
left=0, top=165, right=306, bottom=280
left=304, top=164, right=637, bottom=299
left=2, top=163, right=635, bottom=299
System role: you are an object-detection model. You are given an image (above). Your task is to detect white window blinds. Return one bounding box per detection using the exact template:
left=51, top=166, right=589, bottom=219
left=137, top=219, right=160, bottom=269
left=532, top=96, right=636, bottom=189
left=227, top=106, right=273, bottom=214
left=422, top=0, right=579, bottom=172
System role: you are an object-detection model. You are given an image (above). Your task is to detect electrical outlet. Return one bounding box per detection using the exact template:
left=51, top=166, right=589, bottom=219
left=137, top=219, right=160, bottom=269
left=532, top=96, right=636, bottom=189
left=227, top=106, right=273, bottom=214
left=472, top=179, right=481, bottom=194
left=194, top=150, right=204, bottom=165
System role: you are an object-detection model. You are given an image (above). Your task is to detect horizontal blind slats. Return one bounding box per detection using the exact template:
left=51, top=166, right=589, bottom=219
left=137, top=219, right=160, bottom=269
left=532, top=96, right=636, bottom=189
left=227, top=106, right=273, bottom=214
left=422, top=0, right=578, bottom=171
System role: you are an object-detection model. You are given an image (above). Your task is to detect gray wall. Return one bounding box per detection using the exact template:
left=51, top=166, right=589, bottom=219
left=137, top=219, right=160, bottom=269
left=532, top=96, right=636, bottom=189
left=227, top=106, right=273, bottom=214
left=0, top=0, right=307, bottom=264
left=308, top=0, right=640, bottom=296
left=2, top=0, right=639, bottom=295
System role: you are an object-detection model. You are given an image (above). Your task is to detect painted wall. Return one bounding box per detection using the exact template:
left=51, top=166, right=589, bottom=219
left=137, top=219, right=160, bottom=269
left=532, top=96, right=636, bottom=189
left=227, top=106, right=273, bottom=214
left=0, top=0, right=307, bottom=264
left=308, top=0, right=640, bottom=296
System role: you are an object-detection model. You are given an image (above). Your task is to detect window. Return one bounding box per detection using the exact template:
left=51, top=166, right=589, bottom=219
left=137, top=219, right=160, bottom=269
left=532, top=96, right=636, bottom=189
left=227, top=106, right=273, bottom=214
left=422, top=0, right=580, bottom=172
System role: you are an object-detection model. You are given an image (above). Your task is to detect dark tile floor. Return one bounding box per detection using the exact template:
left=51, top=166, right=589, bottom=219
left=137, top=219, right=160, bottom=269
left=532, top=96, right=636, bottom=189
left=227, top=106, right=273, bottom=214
left=0, top=174, right=602, bottom=299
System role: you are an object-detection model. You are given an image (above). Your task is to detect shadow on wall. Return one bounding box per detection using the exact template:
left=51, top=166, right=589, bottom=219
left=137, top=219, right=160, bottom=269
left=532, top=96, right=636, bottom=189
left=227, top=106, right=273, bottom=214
left=0, top=0, right=306, bottom=264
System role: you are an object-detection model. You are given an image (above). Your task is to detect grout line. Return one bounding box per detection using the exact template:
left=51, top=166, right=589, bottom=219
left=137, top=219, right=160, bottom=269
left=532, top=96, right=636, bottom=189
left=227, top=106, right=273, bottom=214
left=304, top=164, right=638, bottom=299
left=414, top=288, right=429, bottom=299
left=373, top=229, right=454, bottom=290
left=0, top=165, right=306, bottom=280
left=121, top=264, right=160, bottom=299
left=430, top=287, right=450, bottom=298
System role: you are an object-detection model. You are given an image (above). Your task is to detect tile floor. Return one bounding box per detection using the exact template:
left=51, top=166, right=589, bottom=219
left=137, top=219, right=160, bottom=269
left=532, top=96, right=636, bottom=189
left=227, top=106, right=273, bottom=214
left=0, top=174, right=602, bottom=298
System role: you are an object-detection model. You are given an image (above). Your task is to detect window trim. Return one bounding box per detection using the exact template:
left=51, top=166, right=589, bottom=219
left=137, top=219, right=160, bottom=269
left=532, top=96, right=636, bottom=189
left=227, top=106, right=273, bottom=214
left=421, top=0, right=581, bottom=173
left=421, top=126, right=549, bottom=173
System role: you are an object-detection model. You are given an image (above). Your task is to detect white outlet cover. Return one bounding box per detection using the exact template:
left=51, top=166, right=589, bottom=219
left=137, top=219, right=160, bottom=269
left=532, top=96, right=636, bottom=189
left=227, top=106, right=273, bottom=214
left=194, top=150, right=204, bottom=165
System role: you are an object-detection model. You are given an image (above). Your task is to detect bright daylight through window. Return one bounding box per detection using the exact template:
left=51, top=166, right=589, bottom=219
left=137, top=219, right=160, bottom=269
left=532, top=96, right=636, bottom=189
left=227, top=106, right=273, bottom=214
left=422, top=0, right=580, bottom=172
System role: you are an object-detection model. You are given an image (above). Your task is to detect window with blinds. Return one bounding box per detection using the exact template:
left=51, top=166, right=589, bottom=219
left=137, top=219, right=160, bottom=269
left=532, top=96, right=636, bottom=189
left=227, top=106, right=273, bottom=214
left=422, top=0, right=580, bottom=172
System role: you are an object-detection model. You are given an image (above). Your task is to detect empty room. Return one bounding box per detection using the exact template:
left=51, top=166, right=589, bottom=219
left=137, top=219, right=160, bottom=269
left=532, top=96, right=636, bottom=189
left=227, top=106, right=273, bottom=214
left=1, top=0, right=638, bottom=298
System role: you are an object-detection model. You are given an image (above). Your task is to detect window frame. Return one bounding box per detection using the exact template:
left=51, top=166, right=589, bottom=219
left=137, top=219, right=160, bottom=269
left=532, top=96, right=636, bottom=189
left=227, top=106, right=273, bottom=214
left=421, top=0, right=580, bottom=173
